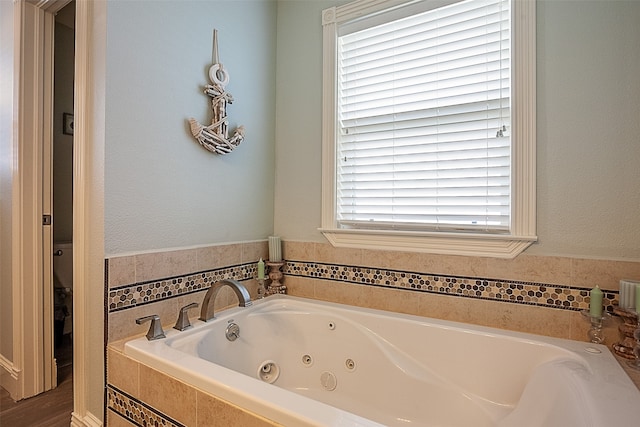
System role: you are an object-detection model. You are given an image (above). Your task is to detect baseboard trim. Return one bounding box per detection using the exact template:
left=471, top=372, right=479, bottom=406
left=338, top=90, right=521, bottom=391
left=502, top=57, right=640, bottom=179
left=71, top=411, right=103, bottom=427
left=0, top=354, right=20, bottom=400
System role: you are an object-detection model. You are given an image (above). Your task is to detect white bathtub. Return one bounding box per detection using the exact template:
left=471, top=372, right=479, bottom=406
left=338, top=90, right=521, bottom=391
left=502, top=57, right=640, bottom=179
left=125, top=295, right=640, bottom=427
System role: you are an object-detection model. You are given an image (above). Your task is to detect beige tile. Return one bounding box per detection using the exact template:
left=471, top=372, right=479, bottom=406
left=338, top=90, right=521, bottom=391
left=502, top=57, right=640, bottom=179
left=218, top=243, right=243, bottom=267
left=107, top=347, right=139, bottom=397
left=196, top=243, right=243, bottom=270
left=416, top=292, right=467, bottom=321
left=196, top=245, right=219, bottom=271
left=108, top=255, right=135, bottom=288
left=107, top=410, right=136, bottom=427
left=196, top=391, right=281, bottom=427
left=483, top=301, right=572, bottom=339
left=365, top=249, right=422, bottom=271
left=360, top=250, right=488, bottom=278
left=282, top=241, right=316, bottom=261
left=282, top=276, right=315, bottom=299
left=421, top=253, right=489, bottom=278
left=315, top=242, right=363, bottom=265
left=370, top=286, right=419, bottom=315
left=314, top=280, right=366, bottom=307
left=571, top=258, right=640, bottom=291
left=242, top=241, right=269, bottom=264
left=139, top=364, right=197, bottom=426
left=134, top=251, right=167, bottom=283
left=166, top=248, right=199, bottom=276
left=435, top=294, right=488, bottom=326
left=423, top=252, right=486, bottom=277
left=487, top=254, right=572, bottom=285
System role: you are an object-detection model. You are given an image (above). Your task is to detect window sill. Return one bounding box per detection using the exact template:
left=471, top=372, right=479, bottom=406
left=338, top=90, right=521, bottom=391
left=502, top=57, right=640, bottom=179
left=319, top=228, right=537, bottom=259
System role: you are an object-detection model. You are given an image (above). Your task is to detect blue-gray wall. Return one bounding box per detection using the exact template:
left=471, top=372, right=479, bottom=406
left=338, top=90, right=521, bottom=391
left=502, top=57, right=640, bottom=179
left=274, top=0, right=640, bottom=260
left=103, top=0, right=640, bottom=259
left=105, top=0, right=277, bottom=255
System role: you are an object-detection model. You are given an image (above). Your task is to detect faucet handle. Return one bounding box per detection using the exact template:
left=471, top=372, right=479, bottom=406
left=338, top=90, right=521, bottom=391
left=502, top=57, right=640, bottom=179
left=174, top=302, right=199, bottom=331
left=135, top=314, right=166, bottom=341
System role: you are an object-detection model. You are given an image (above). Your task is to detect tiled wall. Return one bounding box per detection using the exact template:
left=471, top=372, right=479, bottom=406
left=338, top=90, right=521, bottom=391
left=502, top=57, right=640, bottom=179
left=106, top=241, right=268, bottom=343
left=107, top=346, right=280, bottom=427
left=105, top=239, right=640, bottom=426
left=106, top=241, right=271, bottom=426
left=282, top=242, right=640, bottom=343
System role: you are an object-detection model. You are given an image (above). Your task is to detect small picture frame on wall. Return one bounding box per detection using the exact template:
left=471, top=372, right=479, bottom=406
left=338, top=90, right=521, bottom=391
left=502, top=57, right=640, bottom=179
left=63, top=113, right=74, bottom=135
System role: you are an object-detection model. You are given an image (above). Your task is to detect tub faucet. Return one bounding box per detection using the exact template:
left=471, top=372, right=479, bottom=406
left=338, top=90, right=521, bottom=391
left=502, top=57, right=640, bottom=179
left=174, top=302, right=199, bottom=331
left=199, top=279, right=252, bottom=322
left=136, top=314, right=166, bottom=341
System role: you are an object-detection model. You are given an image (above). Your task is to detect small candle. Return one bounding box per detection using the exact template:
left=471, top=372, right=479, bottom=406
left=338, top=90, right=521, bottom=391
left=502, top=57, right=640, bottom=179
left=268, top=236, right=282, bottom=262
left=589, top=285, right=603, bottom=318
left=257, top=258, right=265, bottom=280
left=636, top=284, right=640, bottom=314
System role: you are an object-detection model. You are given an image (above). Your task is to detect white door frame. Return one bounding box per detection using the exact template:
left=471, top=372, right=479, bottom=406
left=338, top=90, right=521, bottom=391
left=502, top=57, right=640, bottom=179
left=11, top=0, right=57, bottom=400
left=14, top=0, right=104, bottom=425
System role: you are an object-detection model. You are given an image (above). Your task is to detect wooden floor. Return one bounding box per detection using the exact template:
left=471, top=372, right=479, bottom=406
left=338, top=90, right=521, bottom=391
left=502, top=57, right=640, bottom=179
left=0, top=339, right=74, bottom=427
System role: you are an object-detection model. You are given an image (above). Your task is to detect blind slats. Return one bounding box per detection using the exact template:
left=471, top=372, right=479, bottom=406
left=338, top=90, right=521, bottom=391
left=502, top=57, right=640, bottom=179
left=337, top=0, right=511, bottom=231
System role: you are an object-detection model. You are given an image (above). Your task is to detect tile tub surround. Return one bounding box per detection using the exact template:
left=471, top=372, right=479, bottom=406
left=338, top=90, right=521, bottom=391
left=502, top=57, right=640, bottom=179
left=281, top=241, right=640, bottom=344
left=107, top=346, right=280, bottom=427
left=104, top=241, right=640, bottom=426
left=105, top=240, right=640, bottom=344
left=106, top=241, right=268, bottom=343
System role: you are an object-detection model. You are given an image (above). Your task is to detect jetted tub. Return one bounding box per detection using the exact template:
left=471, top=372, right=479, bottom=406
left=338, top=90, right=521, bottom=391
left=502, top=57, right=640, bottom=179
left=125, top=295, right=640, bottom=426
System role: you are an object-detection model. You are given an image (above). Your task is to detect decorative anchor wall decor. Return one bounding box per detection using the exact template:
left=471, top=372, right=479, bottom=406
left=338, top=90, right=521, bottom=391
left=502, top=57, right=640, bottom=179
left=188, top=30, right=245, bottom=155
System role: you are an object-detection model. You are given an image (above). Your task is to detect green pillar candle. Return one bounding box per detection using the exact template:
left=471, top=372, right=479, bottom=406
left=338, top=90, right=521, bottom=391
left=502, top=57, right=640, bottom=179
left=635, top=284, right=640, bottom=314
left=257, top=258, right=265, bottom=280
left=589, top=285, right=603, bottom=318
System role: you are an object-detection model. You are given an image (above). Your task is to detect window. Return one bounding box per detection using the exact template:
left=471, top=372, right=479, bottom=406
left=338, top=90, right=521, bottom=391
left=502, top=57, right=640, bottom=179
left=321, top=0, right=536, bottom=258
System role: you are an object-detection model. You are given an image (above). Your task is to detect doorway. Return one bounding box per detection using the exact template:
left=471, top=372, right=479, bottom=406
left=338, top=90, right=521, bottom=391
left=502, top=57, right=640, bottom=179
left=6, top=0, right=104, bottom=422
left=51, top=1, right=75, bottom=384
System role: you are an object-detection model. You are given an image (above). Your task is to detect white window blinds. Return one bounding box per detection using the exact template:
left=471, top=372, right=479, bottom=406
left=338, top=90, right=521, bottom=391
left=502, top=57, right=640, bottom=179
left=336, top=0, right=511, bottom=233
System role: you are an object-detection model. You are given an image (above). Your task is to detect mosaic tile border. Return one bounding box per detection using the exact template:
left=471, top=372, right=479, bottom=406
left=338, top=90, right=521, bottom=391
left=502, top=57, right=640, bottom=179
left=106, top=258, right=619, bottom=314
left=108, top=384, right=185, bottom=427
left=108, top=262, right=256, bottom=313
left=284, top=260, right=618, bottom=312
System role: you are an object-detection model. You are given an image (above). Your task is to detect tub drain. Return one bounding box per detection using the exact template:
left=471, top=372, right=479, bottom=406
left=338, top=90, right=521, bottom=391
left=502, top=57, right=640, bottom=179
left=320, top=371, right=337, bottom=391
left=258, top=361, right=280, bottom=384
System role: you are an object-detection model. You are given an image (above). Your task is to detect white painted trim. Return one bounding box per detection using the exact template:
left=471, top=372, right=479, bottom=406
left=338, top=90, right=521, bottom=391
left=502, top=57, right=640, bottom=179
left=13, top=0, right=47, bottom=399
left=10, top=0, right=25, bottom=403
left=73, top=0, right=105, bottom=423
left=0, top=354, right=20, bottom=400
left=12, top=0, right=75, bottom=402
left=42, top=6, right=55, bottom=392
left=72, top=0, right=89, bottom=417
left=10, top=0, right=103, bottom=418
left=71, top=411, right=103, bottom=427
left=511, top=0, right=537, bottom=238
left=321, top=229, right=536, bottom=259
left=320, top=0, right=537, bottom=259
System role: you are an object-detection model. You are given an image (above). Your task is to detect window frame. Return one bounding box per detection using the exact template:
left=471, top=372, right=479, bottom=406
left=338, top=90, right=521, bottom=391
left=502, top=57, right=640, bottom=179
left=320, top=0, right=537, bottom=259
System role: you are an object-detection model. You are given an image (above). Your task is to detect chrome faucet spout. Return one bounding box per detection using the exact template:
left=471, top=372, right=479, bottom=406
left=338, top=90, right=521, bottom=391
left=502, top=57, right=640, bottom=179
left=199, top=279, right=252, bottom=322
